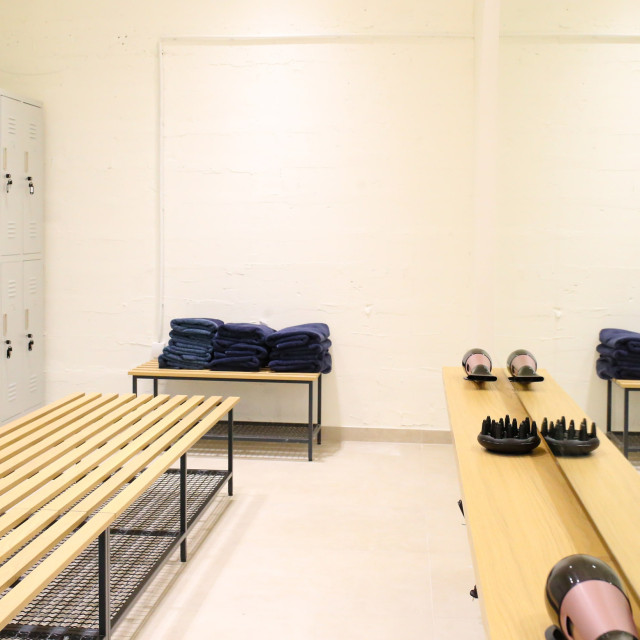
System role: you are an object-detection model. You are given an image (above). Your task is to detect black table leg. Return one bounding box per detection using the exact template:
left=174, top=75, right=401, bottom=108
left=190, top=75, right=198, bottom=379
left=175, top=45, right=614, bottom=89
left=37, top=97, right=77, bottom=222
left=317, top=375, right=322, bottom=445
left=132, top=376, right=137, bottom=395
left=607, top=379, right=612, bottom=433
left=99, top=529, right=111, bottom=639
left=624, top=388, right=630, bottom=458
left=228, top=409, right=234, bottom=496
left=180, top=453, right=187, bottom=562
left=308, top=382, right=314, bottom=461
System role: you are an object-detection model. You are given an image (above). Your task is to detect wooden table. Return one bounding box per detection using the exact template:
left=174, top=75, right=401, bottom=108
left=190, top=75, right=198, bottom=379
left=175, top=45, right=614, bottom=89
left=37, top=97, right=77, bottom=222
left=443, top=367, right=640, bottom=639
left=129, top=359, right=322, bottom=460
left=0, top=391, right=239, bottom=639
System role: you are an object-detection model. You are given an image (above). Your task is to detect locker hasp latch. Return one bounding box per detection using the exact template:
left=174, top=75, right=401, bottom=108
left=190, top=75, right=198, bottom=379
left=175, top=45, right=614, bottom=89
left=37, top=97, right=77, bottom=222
left=27, top=333, right=34, bottom=351
left=27, top=176, right=34, bottom=195
left=5, top=173, right=11, bottom=193
left=5, top=340, right=12, bottom=359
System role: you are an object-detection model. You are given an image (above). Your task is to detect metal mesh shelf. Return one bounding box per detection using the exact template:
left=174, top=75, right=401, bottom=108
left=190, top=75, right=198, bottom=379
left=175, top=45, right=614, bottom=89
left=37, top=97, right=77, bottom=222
left=1, top=469, right=227, bottom=640
left=204, top=420, right=319, bottom=443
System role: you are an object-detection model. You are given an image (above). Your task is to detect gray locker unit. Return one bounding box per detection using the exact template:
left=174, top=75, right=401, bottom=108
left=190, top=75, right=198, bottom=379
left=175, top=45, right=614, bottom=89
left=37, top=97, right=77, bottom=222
left=0, top=90, right=44, bottom=423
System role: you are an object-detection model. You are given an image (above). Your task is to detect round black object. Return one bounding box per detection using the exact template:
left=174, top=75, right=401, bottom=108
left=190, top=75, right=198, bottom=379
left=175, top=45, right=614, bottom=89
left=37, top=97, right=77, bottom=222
left=477, top=433, right=540, bottom=454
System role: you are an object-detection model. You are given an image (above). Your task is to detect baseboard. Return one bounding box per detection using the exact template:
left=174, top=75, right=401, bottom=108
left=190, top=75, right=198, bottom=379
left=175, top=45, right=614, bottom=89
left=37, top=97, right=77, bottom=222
left=321, top=425, right=452, bottom=444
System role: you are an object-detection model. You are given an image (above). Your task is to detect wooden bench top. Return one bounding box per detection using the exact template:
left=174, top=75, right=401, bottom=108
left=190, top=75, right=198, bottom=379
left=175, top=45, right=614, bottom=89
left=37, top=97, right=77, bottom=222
left=129, top=359, right=321, bottom=382
left=0, top=391, right=239, bottom=631
left=612, top=378, right=640, bottom=389
left=513, top=370, right=640, bottom=603
left=442, top=367, right=640, bottom=639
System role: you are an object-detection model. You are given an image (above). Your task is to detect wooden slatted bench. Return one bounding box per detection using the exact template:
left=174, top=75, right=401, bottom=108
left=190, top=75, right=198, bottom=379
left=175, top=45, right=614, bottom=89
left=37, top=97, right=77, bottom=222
left=443, top=367, right=640, bottom=639
left=128, top=359, right=322, bottom=460
left=0, top=391, right=239, bottom=640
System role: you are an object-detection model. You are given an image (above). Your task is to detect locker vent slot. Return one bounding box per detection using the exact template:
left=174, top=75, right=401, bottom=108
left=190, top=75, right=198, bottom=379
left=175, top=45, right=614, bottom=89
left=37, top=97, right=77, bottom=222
left=7, top=279, right=17, bottom=298
left=28, top=222, right=37, bottom=239
left=7, top=221, right=17, bottom=239
left=7, top=383, right=17, bottom=403
left=29, top=375, right=38, bottom=394
left=28, top=276, right=37, bottom=294
left=29, top=123, right=38, bottom=140
left=7, top=117, right=17, bottom=135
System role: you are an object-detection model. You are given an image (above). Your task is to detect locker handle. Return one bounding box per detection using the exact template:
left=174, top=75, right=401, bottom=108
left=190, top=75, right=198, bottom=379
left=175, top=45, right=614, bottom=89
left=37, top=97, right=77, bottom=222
left=27, top=333, right=34, bottom=351
left=5, top=339, right=12, bottom=359
left=27, top=176, right=34, bottom=195
left=5, top=174, right=11, bottom=193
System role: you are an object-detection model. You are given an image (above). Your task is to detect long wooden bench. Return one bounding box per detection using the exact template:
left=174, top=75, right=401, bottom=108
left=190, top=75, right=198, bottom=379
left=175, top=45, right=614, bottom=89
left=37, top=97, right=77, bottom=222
left=0, top=391, right=239, bottom=639
left=128, top=359, right=322, bottom=460
left=443, top=367, right=640, bottom=639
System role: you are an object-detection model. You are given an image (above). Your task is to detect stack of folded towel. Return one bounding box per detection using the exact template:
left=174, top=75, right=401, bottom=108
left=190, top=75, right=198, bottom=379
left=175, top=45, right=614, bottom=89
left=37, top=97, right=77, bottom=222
left=211, top=322, right=275, bottom=371
left=158, top=318, right=222, bottom=369
left=266, top=323, right=332, bottom=373
left=596, top=328, right=640, bottom=380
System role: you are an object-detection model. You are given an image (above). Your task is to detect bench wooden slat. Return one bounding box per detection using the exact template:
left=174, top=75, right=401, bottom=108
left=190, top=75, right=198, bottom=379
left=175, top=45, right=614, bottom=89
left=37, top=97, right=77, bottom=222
left=0, top=394, right=158, bottom=515
left=0, top=393, right=120, bottom=474
left=0, top=393, right=85, bottom=439
left=511, top=369, right=640, bottom=607
left=129, top=358, right=320, bottom=382
left=0, top=395, right=179, bottom=539
left=0, top=393, right=101, bottom=452
left=102, top=396, right=239, bottom=518
left=0, top=512, right=113, bottom=632
left=0, top=396, right=220, bottom=582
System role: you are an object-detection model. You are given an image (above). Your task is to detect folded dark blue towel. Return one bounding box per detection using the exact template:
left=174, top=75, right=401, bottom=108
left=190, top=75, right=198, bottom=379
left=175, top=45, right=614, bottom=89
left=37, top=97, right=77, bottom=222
left=209, top=355, right=262, bottom=371
left=169, top=326, right=217, bottom=341
left=266, top=323, right=330, bottom=349
left=170, top=317, right=223, bottom=332
left=599, top=328, right=640, bottom=353
left=159, top=351, right=214, bottom=370
left=270, top=339, right=331, bottom=360
left=217, top=323, right=275, bottom=344
left=212, top=339, right=269, bottom=358
left=269, top=353, right=332, bottom=374
left=596, top=356, right=640, bottom=380
left=596, top=343, right=634, bottom=360
left=168, top=339, right=214, bottom=357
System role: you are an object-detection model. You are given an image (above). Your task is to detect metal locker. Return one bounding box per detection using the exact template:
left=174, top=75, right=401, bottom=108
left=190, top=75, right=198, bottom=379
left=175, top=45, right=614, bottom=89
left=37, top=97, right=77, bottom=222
left=22, top=259, right=43, bottom=411
left=0, top=260, right=25, bottom=420
left=21, top=102, right=43, bottom=255
left=0, top=95, right=24, bottom=257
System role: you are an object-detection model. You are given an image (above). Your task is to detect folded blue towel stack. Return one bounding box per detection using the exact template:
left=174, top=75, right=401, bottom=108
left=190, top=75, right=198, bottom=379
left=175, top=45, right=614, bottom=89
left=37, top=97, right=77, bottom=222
left=266, top=323, right=332, bottom=373
left=211, top=322, right=275, bottom=371
left=596, top=328, right=640, bottom=380
left=158, top=318, right=223, bottom=369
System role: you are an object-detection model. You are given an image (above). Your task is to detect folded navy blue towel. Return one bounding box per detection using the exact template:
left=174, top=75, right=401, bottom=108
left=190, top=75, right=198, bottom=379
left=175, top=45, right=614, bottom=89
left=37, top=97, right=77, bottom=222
left=169, top=327, right=217, bottom=342
left=599, top=328, right=640, bottom=353
left=212, top=339, right=269, bottom=358
left=210, top=355, right=262, bottom=371
left=596, top=356, right=640, bottom=380
left=269, top=353, right=332, bottom=374
left=217, top=323, right=275, bottom=344
left=170, top=317, right=223, bottom=332
left=168, top=339, right=214, bottom=357
left=266, top=323, right=330, bottom=349
left=270, top=339, right=331, bottom=360
left=596, top=343, right=634, bottom=360
left=159, top=351, right=214, bottom=370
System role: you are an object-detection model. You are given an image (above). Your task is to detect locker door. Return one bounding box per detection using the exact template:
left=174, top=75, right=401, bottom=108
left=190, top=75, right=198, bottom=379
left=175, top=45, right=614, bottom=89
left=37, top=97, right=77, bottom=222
left=22, top=259, right=44, bottom=410
left=0, top=96, right=23, bottom=256
left=21, top=102, right=43, bottom=254
left=0, top=261, right=24, bottom=419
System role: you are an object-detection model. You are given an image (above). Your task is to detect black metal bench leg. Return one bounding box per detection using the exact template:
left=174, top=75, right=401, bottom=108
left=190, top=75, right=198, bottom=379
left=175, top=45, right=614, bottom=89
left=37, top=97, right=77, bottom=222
left=624, top=388, right=630, bottom=458
left=607, top=379, right=612, bottom=433
left=308, top=382, right=314, bottom=461
left=317, top=375, right=322, bottom=445
left=180, top=453, right=187, bottom=562
left=99, top=529, right=111, bottom=639
left=228, top=409, right=234, bottom=496
left=153, top=378, right=158, bottom=397
left=132, top=376, right=137, bottom=395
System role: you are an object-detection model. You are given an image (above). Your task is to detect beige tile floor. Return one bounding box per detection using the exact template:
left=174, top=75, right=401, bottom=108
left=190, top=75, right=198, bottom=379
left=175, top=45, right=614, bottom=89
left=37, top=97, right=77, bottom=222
left=115, top=438, right=486, bottom=640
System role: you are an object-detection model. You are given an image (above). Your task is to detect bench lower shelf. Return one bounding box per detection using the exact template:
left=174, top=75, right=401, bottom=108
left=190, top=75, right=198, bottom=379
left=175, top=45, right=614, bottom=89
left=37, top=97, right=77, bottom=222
left=203, top=420, right=321, bottom=445
left=0, top=468, right=229, bottom=640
